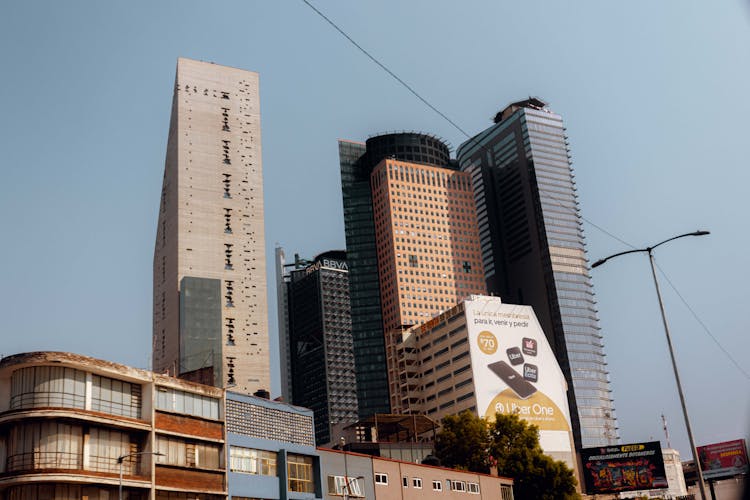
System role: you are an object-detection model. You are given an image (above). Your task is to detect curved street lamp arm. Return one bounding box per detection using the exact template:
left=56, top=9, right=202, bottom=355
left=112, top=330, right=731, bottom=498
left=650, top=230, right=710, bottom=252
left=591, top=248, right=647, bottom=268
left=592, top=230, right=709, bottom=269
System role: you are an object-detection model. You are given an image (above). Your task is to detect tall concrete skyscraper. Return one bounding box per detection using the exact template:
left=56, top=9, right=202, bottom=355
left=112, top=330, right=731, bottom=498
left=153, top=58, right=269, bottom=395
left=456, top=98, right=618, bottom=449
left=340, top=132, right=486, bottom=417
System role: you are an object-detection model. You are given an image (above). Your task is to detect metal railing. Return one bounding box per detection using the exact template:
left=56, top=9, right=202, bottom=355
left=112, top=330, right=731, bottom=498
left=5, top=452, right=145, bottom=477
left=6, top=451, right=82, bottom=472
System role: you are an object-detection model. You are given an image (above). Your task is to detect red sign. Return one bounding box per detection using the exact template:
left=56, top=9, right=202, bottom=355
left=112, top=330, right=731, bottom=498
left=698, top=439, right=749, bottom=480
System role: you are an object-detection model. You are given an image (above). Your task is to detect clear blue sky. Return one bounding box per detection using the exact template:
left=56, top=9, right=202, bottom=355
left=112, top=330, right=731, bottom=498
left=1, top=1, right=748, bottom=460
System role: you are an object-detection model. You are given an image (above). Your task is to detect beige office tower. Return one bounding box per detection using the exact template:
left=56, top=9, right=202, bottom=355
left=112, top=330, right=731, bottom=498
left=153, top=58, right=269, bottom=395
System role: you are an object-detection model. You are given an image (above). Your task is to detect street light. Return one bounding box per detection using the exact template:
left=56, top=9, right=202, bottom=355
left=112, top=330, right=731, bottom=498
left=340, top=437, right=350, bottom=499
left=592, top=230, right=709, bottom=500
left=117, top=451, right=164, bottom=500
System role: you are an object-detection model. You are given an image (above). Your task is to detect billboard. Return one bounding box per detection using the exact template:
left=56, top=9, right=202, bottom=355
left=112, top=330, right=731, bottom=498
left=464, top=296, right=574, bottom=467
left=698, top=439, right=749, bottom=480
left=580, top=441, right=668, bottom=494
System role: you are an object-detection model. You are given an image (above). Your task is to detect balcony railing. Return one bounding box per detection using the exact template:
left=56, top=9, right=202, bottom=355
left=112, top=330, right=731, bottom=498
left=6, top=452, right=145, bottom=477
left=6, top=452, right=82, bottom=472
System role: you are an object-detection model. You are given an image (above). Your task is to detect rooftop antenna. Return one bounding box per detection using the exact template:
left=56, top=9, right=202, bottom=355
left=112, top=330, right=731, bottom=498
left=662, top=413, right=672, bottom=449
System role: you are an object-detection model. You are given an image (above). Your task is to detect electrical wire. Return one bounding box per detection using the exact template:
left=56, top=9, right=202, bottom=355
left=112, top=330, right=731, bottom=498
left=299, top=0, right=745, bottom=379
left=655, top=263, right=750, bottom=380
left=300, top=0, right=634, bottom=250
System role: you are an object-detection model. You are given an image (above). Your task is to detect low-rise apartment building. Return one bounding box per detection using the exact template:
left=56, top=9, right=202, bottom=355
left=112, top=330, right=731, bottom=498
left=0, top=351, right=226, bottom=500
left=226, top=391, right=323, bottom=499
left=319, top=448, right=514, bottom=499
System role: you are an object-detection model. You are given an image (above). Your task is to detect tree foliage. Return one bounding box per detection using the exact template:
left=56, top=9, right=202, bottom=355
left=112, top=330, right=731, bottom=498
left=434, top=411, right=580, bottom=500
left=434, top=410, right=490, bottom=473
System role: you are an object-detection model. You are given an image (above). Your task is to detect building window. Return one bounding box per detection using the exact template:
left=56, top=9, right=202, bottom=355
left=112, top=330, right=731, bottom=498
left=375, top=473, right=388, bottom=485
left=224, top=207, right=233, bottom=231
left=229, top=446, right=277, bottom=476
left=403, top=476, right=408, bottom=487
left=155, top=387, right=220, bottom=419
left=155, top=436, right=187, bottom=467
left=224, top=243, right=234, bottom=270
left=468, top=482, right=480, bottom=494
left=89, top=427, right=135, bottom=473
left=91, top=375, right=142, bottom=419
left=196, top=442, right=221, bottom=469
left=501, top=484, right=514, bottom=500
left=225, top=280, right=234, bottom=307
left=6, top=485, right=133, bottom=500
left=7, top=421, right=83, bottom=472
left=287, top=454, right=314, bottom=493
left=432, top=480, right=442, bottom=491
left=328, top=476, right=364, bottom=497
left=413, top=477, right=423, bottom=489
left=449, top=480, right=466, bottom=492
left=10, top=366, right=86, bottom=410
left=223, top=174, right=232, bottom=198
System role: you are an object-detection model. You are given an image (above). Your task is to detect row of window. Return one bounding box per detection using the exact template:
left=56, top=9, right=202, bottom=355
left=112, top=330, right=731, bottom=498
left=155, top=386, right=220, bottom=420
left=229, top=446, right=314, bottom=493
left=374, top=473, right=480, bottom=493
left=10, top=366, right=142, bottom=419
left=9, top=367, right=224, bottom=422
left=8, top=421, right=138, bottom=475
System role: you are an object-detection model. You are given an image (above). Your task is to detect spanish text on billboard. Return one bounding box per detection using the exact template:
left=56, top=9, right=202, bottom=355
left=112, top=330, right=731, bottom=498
left=580, top=441, right=668, bottom=494
left=464, top=297, right=574, bottom=468
left=698, top=439, right=749, bottom=480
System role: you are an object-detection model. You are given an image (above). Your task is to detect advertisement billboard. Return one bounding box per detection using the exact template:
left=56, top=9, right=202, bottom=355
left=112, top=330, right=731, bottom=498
left=698, top=439, right=749, bottom=480
left=464, top=297, right=574, bottom=467
left=580, top=441, right=668, bottom=494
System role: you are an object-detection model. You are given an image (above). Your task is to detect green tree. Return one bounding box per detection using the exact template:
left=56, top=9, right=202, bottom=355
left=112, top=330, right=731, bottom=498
left=488, top=413, right=580, bottom=500
left=434, top=410, right=490, bottom=473
left=434, top=411, right=580, bottom=499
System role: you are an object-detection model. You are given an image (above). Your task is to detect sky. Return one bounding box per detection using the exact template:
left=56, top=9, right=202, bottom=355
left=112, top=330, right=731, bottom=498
left=1, top=1, right=749, bottom=462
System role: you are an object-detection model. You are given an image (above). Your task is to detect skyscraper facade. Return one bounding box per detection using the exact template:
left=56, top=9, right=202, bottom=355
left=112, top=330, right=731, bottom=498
left=371, top=158, right=486, bottom=330
left=456, top=98, right=618, bottom=448
left=153, top=58, right=269, bottom=395
left=339, top=133, right=485, bottom=417
left=278, top=250, right=359, bottom=444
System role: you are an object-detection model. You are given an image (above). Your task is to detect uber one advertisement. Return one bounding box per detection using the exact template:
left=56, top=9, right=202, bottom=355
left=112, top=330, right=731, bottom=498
left=464, top=297, right=574, bottom=467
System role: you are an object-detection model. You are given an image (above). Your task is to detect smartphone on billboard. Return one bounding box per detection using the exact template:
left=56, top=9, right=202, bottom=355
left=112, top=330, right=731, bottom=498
left=488, top=360, right=538, bottom=399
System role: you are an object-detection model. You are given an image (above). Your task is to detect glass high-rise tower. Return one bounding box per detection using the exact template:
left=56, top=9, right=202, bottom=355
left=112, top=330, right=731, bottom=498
left=278, top=250, right=359, bottom=444
left=456, top=98, right=619, bottom=449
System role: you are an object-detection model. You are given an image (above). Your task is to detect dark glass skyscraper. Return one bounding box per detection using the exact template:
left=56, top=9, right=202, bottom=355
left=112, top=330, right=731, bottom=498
left=279, top=250, right=358, bottom=444
left=456, top=98, right=619, bottom=449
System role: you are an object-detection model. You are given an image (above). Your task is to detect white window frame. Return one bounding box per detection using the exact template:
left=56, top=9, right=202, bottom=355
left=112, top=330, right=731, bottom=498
left=403, top=476, right=409, bottom=488
left=328, top=475, right=364, bottom=497
left=413, top=477, right=423, bottom=489
left=468, top=482, right=480, bottom=494
left=375, top=472, right=388, bottom=485
left=450, top=480, right=466, bottom=492
left=432, top=480, right=443, bottom=491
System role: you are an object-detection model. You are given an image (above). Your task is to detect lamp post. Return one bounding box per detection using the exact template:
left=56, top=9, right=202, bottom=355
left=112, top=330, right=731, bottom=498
left=592, top=230, right=709, bottom=499
left=117, top=451, right=164, bottom=500
left=340, top=437, right=349, bottom=499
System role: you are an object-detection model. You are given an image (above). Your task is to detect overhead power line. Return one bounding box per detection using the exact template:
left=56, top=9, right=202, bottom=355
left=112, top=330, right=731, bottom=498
left=299, top=0, right=746, bottom=380
left=655, top=263, right=750, bottom=380
left=300, top=0, right=633, bottom=249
